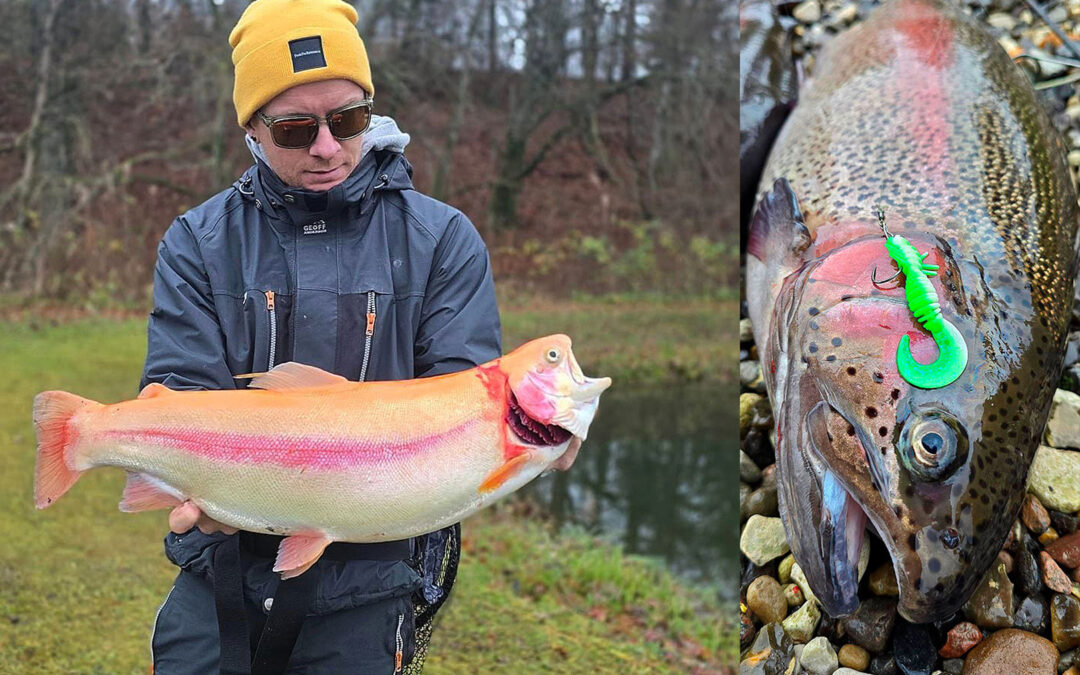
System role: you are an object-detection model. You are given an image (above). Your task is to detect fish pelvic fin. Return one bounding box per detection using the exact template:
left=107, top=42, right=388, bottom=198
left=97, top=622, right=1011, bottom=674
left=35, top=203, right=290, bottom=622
left=33, top=390, right=99, bottom=509
left=118, top=473, right=184, bottom=512
left=274, top=533, right=333, bottom=579
left=479, top=452, right=532, bottom=494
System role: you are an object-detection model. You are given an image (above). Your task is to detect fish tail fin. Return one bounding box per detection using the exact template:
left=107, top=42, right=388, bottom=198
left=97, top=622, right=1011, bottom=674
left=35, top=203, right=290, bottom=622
left=33, top=390, right=98, bottom=509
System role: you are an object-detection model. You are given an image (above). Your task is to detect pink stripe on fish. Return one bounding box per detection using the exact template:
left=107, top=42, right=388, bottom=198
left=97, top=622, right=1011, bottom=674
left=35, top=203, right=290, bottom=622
left=103, top=420, right=480, bottom=470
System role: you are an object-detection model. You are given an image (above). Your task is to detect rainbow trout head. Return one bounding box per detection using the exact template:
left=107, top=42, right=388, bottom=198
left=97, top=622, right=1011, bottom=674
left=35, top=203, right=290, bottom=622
left=500, top=335, right=612, bottom=464
left=765, top=230, right=1039, bottom=624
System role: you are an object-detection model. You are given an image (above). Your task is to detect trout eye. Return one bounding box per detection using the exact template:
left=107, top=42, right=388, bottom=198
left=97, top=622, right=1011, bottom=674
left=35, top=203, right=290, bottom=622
left=545, top=348, right=561, bottom=364
left=903, top=413, right=966, bottom=482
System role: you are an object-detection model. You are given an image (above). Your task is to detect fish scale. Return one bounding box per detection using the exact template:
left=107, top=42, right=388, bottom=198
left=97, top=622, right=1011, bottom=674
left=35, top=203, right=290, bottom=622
left=746, top=0, right=1078, bottom=622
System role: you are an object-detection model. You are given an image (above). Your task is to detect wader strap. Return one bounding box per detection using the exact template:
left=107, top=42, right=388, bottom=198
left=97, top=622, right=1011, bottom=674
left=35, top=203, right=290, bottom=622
left=213, top=535, right=252, bottom=675
left=250, top=572, right=318, bottom=674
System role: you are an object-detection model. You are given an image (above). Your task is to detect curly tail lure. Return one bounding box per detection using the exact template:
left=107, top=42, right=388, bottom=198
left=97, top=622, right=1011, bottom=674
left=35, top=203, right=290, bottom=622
left=877, top=208, right=968, bottom=389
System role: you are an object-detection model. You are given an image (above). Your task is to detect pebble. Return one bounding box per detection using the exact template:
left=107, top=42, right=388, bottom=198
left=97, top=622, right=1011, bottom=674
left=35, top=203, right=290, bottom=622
left=783, top=583, right=805, bottom=607
left=747, top=575, right=789, bottom=625
left=782, top=598, right=822, bottom=643
left=1016, top=546, right=1043, bottom=597
left=938, top=621, right=981, bottom=658
left=963, top=559, right=1015, bottom=629
left=842, top=596, right=897, bottom=654
left=745, top=484, right=779, bottom=519
left=1060, top=647, right=1077, bottom=672
left=778, top=554, right=795, bottom=584
left=869, top=654, right=898, bottom=675
left=891, top=620, right=935, bottom=675
left=741, top=360, right=766, bottom=394
left=1046, top=389, right=1080, bottom=448
left=740, top=393, right=772, bottom=437
left=834, top=670, right=871, bottom=675
left=740, top=451, right=762, bottom=484
left=1054, top=593, right=1080, bottom=651
left=1046, top=531, right=1080, bottom=568
left=740, top=483, right=751, bottom=518
left=1052, top=510, right=1079, bottom=535
left=961, top=628, right=1059, bottom=675
left=1041, top=528, right=1061, bottom=546
left=833, top=2, right=857, bottom=24
left=1022, top=494, right=1052, bottom=534
left=792, top=563, right=819, bottom=606
left=1030, top=446, right=1080, bottom=515
left=1015, top=595, right=1050, bottom=634
left=740, top=318, right=754, bottom=343
left=741, top=427, right=774, bottom=469
left=868, top=562, right=899, bottom=596
left=741, top=515, right=790, bottom=566
left=1071, top=150, right=1080, bottom=169
left=837, top=643, right=870, bottom=671
left=940, top=658, right=963, bottom=675
left=1044, top=551, right=1075, bottom=593
left=799, top=636, right=838, bottom=675
left=987, top=11, right=1018, bottom=30
left=740, top=622, right=795, bottom=674
left=793, top=0, right=822, bottom=23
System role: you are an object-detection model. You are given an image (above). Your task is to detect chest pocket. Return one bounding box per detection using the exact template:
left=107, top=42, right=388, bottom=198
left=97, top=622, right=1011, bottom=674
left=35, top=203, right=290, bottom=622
left=215, top=290, right=294, bottom=381
left=333, top=290, right=379, bottom=381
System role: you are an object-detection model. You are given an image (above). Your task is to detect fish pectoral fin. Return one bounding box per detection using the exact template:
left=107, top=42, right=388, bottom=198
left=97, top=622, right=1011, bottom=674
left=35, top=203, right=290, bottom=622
left=274, top=533, right=333, bottom=579
left=118, top=472, right=184, bottom=512
left=137, top=383, right=176, bottom=399
left=747, top=177, right=812, bottom=262
left=239, top=363, right=349, bottom=391
left=479, top=453, right=533, bottom=494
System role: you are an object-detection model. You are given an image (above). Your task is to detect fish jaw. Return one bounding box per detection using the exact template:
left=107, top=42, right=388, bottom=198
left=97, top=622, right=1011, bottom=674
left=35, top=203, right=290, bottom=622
left=503, top=335, right=612, bottom=442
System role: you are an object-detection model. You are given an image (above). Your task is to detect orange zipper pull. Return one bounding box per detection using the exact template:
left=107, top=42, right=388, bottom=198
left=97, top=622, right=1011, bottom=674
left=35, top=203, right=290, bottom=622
left=366, top=311, right=376, bottom=336
left=394, top=650, right=402, bottom=672
left=265, top=290, right=275, bottom=310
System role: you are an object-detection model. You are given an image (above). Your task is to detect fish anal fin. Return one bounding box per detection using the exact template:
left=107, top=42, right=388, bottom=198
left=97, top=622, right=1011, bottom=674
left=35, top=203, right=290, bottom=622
left=119, top=472, right=184, bottom=512
left=238, top=363, right=349, bottom=391
left=137, top=383, right=175, bottom=399
left=479, top=453, right=532, bottom=494
left=274, top=533, right=333, bottom=579
left=747, top=177, right=811, bottom=261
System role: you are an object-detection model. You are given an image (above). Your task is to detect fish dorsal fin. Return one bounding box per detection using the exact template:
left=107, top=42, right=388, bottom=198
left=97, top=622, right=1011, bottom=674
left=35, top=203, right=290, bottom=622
left=138, top=383, right=175, bottom=399
left=747, top=177, right=812, bottom=261
left=240, top=362, right=349, bottom=390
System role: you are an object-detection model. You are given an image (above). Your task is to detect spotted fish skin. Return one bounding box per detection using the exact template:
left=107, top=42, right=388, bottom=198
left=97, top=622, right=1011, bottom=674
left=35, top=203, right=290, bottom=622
left=745, top=0, right=1079, bottom=623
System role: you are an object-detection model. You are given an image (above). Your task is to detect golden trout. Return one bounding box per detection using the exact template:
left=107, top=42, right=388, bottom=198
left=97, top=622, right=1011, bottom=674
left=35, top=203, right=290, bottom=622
left=34, top=335, right=610, bottom=578
left=746, top=0, right=1079, bottom=622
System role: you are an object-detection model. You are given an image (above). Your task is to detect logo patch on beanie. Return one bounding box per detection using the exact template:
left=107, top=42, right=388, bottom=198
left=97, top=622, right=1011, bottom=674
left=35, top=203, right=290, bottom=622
left=289, top=36, right=327, bottom=72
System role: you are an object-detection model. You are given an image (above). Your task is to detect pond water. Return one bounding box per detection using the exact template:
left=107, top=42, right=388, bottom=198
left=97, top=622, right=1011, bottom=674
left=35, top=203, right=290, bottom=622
left=518, top=382, right=739, bottom=601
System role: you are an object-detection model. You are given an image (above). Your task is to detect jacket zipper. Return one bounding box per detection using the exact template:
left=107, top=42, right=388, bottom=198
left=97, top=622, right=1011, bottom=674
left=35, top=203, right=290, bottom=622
left=265, top=290, right=277, bottom=371
left=394, top=612, right=404, bottom=673
left=359, top=290, right=376, bottom=381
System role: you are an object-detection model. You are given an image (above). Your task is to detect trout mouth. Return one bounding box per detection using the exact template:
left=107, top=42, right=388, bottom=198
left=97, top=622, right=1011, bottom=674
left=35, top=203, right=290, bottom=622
left=507, top=392, right=573, bottom=446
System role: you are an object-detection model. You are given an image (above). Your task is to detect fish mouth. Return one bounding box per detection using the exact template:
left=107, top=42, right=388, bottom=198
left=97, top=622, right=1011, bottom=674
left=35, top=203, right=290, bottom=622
left=506, top=392, right=573, bottom=446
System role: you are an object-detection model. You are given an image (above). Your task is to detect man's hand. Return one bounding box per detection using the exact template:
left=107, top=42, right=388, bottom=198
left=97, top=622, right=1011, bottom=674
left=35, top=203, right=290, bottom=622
left=169, top=500, right=238, bottom=535
left=551, top=437, right=582, bottom=472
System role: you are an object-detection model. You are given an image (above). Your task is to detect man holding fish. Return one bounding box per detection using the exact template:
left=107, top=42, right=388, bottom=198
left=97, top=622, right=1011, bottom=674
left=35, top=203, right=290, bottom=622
left=122, top=0, right=546, bottom=671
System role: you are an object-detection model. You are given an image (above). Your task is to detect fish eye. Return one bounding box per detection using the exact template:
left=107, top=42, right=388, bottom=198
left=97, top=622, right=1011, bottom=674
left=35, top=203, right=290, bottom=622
left=545, top=348, right=561, bottom=364
left=903, top=414, right=965, bottom=481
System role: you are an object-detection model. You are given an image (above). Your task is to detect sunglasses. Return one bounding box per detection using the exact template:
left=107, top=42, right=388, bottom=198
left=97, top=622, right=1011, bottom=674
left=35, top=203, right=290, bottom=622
left=255, top=99, right=374, bottom=149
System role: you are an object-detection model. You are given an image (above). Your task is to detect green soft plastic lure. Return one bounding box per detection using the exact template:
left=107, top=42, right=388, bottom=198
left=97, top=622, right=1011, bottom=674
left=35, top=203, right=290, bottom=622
left=878, top=212, right=968, bottom=389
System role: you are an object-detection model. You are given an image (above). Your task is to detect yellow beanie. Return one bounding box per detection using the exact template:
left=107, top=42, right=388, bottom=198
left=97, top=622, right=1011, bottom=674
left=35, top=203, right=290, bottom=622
left=229, top=0, right=374, bottom=127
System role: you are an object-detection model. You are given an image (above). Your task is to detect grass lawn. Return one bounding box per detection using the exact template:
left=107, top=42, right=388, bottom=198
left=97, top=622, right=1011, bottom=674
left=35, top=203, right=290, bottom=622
left=0, top=297, right=735, bottom=673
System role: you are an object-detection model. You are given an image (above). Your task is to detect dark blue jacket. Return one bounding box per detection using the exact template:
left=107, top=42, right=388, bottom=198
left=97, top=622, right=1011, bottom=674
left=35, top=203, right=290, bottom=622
left=140, top=138, right=501, bottom=614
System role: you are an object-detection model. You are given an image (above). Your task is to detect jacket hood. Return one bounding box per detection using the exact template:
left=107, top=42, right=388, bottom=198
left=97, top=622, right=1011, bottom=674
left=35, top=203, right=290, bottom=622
left=239, top=114, right=415, bottom=219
